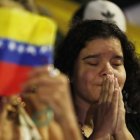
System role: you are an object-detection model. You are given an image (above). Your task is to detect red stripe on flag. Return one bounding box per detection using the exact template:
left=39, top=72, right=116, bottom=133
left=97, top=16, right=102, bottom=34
left=0, top=61, right=32, bottom=96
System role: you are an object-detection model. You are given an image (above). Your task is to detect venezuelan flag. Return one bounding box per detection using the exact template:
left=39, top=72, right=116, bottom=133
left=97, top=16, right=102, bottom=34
left=0, top=7, right=57, bottom=96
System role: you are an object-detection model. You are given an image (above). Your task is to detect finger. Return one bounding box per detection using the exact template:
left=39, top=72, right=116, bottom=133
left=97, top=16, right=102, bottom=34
left=21, top=76, right=50, bottom=93
left=98, top=76, right=109, bottom=115
left=107, top=75, right=115, bottom=104
left=118, top=88, right=125, bottom=113
left=22, top=74, right=69, bottom=96
left=98, top=76, right=107, bottom=104
left=28, top=67, right=61, bottom=86
left=102, top=75, right=110, bottom=103
left=111, top=78, right=119, bottom=112
left=28, top=65, right=54, bottom=78
left=22, top=85, right=60, bottom=105
left=22, top=70, right=63, bottom=92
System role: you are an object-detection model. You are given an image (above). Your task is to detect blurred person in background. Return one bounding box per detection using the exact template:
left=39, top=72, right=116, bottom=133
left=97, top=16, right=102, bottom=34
left=0, top=0, right=82, bottom=140
left=71, top=0, right=126, bottom=32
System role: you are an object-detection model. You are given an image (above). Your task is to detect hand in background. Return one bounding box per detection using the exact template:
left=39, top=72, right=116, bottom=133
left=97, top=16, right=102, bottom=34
left=21, top=65, right=82, bottom=140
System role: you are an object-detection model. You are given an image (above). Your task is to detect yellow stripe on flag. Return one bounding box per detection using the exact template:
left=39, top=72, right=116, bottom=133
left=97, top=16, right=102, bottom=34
left=0, top=7, right=57, bottom=46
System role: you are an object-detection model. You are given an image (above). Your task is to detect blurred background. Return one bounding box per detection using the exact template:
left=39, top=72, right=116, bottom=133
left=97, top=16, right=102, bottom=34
left=36, top=0, right=140, bottom=53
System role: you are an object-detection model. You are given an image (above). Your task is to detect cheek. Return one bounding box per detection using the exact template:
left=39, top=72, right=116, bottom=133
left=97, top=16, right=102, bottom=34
left=117, top=72, right=126, bottom=90
left=79, top=70, right=95, bottom=83
left=74, top=69, right=96, bottom=93
left=81, top=70, right=101, bottom=101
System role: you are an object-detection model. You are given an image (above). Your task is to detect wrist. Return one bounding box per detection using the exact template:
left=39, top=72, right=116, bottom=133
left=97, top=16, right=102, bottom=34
left=32, top=107, right=54, bottom=127
left=59, top=113, right=79, bottom=130
left=114, top=127, right=134, bottom=140
left=90, top=132, right=110, bottom=140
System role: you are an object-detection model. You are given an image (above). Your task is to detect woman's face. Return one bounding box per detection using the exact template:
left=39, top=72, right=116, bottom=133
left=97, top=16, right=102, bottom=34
left=72, top=37, right=126, bottom=103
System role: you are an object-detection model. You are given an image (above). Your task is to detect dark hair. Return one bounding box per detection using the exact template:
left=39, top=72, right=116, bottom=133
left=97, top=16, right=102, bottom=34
left=54, top=20, right=140, bottom=113
left=71, top=4, right=86, bottom=26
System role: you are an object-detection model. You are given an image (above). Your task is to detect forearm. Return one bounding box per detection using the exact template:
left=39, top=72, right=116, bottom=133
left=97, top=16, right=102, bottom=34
left=59, top=113, right=82, bottom=140
left=28, top=106, right=53, bottom=140
left=89, top=130, right=113, bottom=140
left=37, top=127, right=49, bottom=140
left=32, top=110, right=51, bottom=140
left=114, top=127, right=134, bottom=140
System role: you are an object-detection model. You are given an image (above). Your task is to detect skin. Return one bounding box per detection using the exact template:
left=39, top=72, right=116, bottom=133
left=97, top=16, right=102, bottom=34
left=22, top=66, right=82, bottom=140
left=72, top=37, right=134, bottom=139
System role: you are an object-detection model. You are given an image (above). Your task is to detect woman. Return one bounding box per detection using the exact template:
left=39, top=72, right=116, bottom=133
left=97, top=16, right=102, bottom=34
left=54, top=20, right=140, bottom=140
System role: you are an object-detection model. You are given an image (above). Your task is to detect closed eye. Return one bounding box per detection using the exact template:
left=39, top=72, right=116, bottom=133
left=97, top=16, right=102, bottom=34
left=85, top=62, right=99, bottom=66
left=112, top=63, right=123, bottom=67
left=112, top=57, right=124, bottom=67
left=82, top=54, right=99, bottom=66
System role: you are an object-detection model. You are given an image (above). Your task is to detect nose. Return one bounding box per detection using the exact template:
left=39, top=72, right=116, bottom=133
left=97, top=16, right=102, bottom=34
left=100, top=63, right=114, bottom=76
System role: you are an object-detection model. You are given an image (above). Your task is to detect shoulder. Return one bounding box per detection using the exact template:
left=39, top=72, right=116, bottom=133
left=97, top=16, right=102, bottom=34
left=126, top=113, right=140, bottom=140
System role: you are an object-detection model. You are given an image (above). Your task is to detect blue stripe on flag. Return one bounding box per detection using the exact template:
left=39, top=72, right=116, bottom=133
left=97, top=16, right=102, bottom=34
left=0, top=38, right=53, bottom=66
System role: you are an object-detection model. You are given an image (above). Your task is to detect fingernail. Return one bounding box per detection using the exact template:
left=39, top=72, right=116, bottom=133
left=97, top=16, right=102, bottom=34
left=49, top=68, right=60, bottom=77
left=47, top=65, right=54, bottom=72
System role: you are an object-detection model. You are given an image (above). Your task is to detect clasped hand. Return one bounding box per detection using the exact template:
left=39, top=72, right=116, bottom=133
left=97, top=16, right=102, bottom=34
left=90, top=75, right=130, bottom=140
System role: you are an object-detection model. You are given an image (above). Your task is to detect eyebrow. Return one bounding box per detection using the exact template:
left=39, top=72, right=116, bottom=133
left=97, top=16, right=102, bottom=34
left=82, top=55, right=124, bottom=61
left=112, top=56, right=124, bottom=61
left=82, top=54, right=100, bottom=60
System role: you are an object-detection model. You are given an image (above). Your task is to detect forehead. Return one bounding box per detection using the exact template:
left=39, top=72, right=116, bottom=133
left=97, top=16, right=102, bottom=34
left=80, top=37, right=123, bottom=56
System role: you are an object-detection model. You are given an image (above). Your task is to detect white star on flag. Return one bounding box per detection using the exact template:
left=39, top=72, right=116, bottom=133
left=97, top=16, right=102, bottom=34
left=40, top=46, right=50, bottom=54
left=8, top=41, right=16, bottom=51
left=17, top=44, right=25, bottom=53
left=26, top=45, right=36, bottom=55
left=0, top=40, right=3, bottom=48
